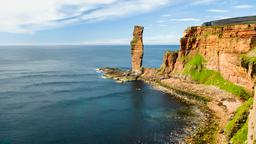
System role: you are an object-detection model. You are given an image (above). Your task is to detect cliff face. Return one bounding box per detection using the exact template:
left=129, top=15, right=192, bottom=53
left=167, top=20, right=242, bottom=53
left=158, top=51, right=178, bottom=78
left=172, top=24, right=256, bottom=91
left=248, top=86, right=256, bottom=144
left=131, top=26, right=144, bottom=75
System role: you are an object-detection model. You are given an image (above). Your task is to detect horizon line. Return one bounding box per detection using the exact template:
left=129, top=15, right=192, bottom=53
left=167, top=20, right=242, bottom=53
left=0, top=43, right=180, bottom=46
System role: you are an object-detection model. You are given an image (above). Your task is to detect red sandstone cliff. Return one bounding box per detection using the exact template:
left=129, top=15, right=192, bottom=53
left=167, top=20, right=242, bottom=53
left=170, top=24, right=256, bottom=91
left=158, top=51, right=178, bottom=78
left=131, top=26, right=144, bottom=75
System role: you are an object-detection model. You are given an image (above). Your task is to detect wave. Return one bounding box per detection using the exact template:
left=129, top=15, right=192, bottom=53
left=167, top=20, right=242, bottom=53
left=0, top=70, right=60, bottom=75
left=24, top=80, right=90, bottom=88
left=0, top=73, right=95, bottom=81
left=0, top=91, right=44, bottom=97
left=95, top=68, right=102, bottom=73
left=0, top=84, right=103, bottom=97
left=37, top=90, right=131, bottom=110
left=51, top=87, right=94, bottom=94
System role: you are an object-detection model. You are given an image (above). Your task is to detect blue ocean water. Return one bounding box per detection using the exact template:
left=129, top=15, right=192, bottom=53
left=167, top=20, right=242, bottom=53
left=0, top=45, right=191, bottom=144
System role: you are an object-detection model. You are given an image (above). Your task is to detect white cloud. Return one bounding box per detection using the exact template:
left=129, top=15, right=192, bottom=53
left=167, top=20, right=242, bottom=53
left=191, top=0, right=217, bottom=5
left=233, top=4, right=253, bottom=9
left=208, top=9, right=228, bottom=13
left=81, top=33, right=180, bottom=45
left=161, top=14, right=172, bottom=17
left=215, top=16, right=232, bottom=19
left=0, top=0, right=171, bottom=33
left=159, top=24, right=168, bottom=27
left=156, top=20, right=165, bottom=23
left=169, top=18, right=201, bottom=22
left=82, top=38, right=130, bottom=45
left=144, top=34, right=180, bottom=44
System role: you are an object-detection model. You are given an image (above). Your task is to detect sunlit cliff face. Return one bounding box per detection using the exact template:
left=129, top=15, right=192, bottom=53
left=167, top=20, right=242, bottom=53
left=173, top=24, right=256, bottom=90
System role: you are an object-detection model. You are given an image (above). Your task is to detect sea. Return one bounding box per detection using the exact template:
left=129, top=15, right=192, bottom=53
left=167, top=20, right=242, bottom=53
left=0, top=45, right=193, bottom=144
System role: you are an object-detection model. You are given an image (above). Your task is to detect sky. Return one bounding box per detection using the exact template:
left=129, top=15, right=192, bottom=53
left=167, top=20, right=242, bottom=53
left=0, top=0, right=255, bottom=45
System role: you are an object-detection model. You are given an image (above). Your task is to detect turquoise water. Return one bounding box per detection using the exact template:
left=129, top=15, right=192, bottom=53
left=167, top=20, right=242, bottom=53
left=0, top=45, right=191, bottom=144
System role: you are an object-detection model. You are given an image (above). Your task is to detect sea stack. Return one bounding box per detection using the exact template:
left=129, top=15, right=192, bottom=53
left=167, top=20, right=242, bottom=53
left=131, top=25, right=144, bottom=75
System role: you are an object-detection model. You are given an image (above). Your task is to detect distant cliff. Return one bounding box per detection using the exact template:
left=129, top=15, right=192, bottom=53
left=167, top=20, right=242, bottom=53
left=202, top=16, right=256, bottom=26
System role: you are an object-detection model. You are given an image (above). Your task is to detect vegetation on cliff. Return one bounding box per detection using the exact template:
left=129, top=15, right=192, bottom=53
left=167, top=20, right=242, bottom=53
left=130, top=34, right=138, bottom=47
left=225, top=98, right=253, bottom=139
left=182, top=54, right=250, bottom=100
left=230, top=120, right=248, bottom=144
left=179, top=24, right=256, bottom=91
left=241, top=48, right=256, bottom=64
left=241, top=47, right=256, bottom=83
left=181, top=54, right=253, bottom=143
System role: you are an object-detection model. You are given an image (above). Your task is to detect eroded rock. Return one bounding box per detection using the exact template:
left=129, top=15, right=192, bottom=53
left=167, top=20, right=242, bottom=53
left=158, top=50, right=178, bottom=78
left=173, top=24, right=256, bottom=91
left=131, top=25, right=144, bottom=75
left=98, top=68, right=138, bottom=83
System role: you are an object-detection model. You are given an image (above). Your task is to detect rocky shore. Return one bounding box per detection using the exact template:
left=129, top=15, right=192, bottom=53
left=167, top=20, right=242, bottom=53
left=99, top=21, right=256, bottom=143
left=98, top=67, right=242, bottom=143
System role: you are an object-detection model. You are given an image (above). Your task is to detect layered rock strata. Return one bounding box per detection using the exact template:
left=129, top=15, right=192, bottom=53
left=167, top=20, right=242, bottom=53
left=131, top=25, right=144, bottom=75
left=172, top=24, right=256, bottom=91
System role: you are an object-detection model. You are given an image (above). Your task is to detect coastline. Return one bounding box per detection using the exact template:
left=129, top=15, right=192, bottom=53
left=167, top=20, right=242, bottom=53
left=98, top=68, right=243, bottom=143
left=141, top=78, right=215, bottom=143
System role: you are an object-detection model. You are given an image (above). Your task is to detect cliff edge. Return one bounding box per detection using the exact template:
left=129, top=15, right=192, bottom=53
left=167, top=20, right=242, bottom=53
left=171, top=24, right=256, bottom=91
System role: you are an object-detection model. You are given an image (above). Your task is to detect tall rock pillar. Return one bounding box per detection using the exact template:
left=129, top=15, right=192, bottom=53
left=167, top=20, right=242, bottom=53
left=131, top=25, right=144, bottom=75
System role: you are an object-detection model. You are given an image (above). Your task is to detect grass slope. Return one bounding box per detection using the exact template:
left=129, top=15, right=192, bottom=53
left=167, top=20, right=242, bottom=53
left=225, top=98, right=253, bottom=139
left=241, top=47, right=256, bottom=64
left=183, top=54, right=250, bottom=100
left=230, top=120, right=248, bottom=144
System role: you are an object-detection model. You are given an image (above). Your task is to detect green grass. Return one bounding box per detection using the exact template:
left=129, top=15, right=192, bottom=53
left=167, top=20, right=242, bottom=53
left=225, top=98, right=253, bottom=139
left=241, top=48, right=256, bottom=65
left=183, top=54, right=251, bottom=100
left=203, top=31, right=211, bottom=38
left=190, top=34, right=198, bottom=41
left=230, top=120, right=248, bottom=144
left=130, top=35, right=138, bottom=47
left=216, top=30, right=223, bottom=38
left=191, top=117, right=219, bottom=144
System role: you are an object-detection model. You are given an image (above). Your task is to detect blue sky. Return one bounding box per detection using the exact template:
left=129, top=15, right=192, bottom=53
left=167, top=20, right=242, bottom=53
left=0, top=0, right=255, bottom=45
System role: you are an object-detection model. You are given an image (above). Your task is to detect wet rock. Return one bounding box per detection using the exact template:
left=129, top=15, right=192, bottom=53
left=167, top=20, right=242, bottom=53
left=99, top=67, right=138, bottom=83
